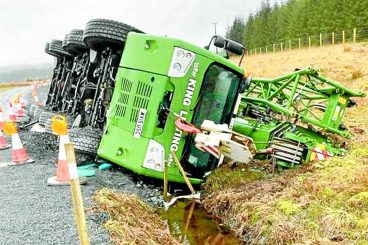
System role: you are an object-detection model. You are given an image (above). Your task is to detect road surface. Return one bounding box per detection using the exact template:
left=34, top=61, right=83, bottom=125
left=0, top=85, right=163, bottom=245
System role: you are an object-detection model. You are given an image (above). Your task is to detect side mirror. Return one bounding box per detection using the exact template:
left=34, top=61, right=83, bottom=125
left=213, top=35, right=225, bottom=48
left=239, top=76, right=252, bottom=93
left=225, top=39, right=244, bottom=56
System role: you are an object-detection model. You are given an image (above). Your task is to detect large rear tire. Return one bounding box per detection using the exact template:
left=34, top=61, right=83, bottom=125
left=83, top=19, right=142, bottom=51
left=69, top=127, right=102, bottom=155
left=45, top=42, right=61, bottom=58
left=64, top=29, right=88, bottom=55
left=49, top=39, right=73, bottom=58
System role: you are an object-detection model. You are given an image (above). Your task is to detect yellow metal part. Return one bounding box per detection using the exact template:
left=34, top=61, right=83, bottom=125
left=2, top=121, right=17, bottom=136
left=51, top=115, right=68, bottom=135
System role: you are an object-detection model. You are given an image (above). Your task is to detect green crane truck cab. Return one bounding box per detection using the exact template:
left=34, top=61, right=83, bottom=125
left=97, top=33, right=246, bottom=184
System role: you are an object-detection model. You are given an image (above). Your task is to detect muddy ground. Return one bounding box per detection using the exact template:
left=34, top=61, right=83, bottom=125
left=0, top=85, right=165, bottom=245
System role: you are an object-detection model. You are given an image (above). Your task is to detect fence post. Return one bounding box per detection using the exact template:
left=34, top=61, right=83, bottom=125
left=298, top=38, right=301, bottom=49
left=353, top=28, right=356, bottom=43
left=273, top=43, right=275, bottom=52
left=342, top=30, right=345, bottom=45
left=320, top=33, right=323, bottom=47
left=289, top=40, right=291, bottom=50
left=308, top=37, right=311, bottom=48
left=332, top=32, right=335, bottom=45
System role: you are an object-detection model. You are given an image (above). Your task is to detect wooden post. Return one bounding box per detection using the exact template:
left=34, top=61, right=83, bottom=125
left=332, top=32, right=335, bottom=45
left=163, top=161, right=168, bottom=201
left=342, top=30, right=345, bottom=45
left=308, top=37, right=311, bottom=48
left=183, top=201, right=196, bottom=235
left=65, top=143, right=90, bottom=245
left=320, top=33, right=322, bottom=47
left=171, top=151, right=195, bottom=194
left=273, top=43, right=276, bottom=52
left=298, top=38, right=301, bottom=49
left=353, top=28, right=356, bottom=43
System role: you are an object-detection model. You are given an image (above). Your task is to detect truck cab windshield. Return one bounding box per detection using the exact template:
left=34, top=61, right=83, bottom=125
left=182, top=64, right=242, bottom=177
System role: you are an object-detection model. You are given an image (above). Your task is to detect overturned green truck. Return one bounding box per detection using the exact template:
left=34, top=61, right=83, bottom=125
left=43, top=19, right=366, bottom=184
left=96, top=34, right=365, bottom=183
left=97, top=33, right=247, bottom=184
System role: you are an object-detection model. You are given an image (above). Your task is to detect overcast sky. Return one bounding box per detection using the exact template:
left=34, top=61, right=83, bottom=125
left=0, top=0, right=268, bottom=67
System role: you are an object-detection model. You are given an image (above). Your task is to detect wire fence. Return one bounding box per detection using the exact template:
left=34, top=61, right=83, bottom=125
left=247, top=27, right=368, bottom=56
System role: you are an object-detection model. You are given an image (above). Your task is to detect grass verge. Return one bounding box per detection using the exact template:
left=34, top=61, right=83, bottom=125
left=202, top=44, right=368, bottom=244
left=93, top=188, right=180, bottom=245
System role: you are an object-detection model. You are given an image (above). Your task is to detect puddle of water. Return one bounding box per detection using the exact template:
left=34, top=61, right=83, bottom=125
left=159, top=200, right=241, bottom=245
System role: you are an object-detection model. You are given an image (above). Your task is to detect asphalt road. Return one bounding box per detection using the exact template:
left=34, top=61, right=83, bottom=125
left=0, top=85, right=163, bottom=245
left=0, top=86, right=33, bottom=118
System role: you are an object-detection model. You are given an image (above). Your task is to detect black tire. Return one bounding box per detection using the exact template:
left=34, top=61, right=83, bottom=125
left=62, top=34, right=69, bottom=49
left=49, top=39, right=73, bottom=58
left=29, top=104, right=36, bottom=117
left=66, top=29, right=88, bottom=55
left=38, top=111, right=56, bottom=126
left=83, top=19, right=142, bottom=51
left=33, top=107, right=43, bottom=120
left=45, top=42, right=61, bottom=58
left=69, top=127, right=102, bottom=155
left=45, top=117, right=54, bottom=134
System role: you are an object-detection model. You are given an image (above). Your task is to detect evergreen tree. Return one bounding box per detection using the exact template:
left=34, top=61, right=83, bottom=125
left=226, top=17, right=245, bottom=44
left=225, top=0, right=368, bottom=49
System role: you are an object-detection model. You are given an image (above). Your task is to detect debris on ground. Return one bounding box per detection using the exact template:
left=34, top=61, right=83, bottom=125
left=93, top=188, right=181, bottom=245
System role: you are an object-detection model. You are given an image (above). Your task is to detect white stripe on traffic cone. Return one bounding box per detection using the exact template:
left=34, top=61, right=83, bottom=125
left=11, top=132, right=34, bottom=165
left=9, top=102, right=17, bottom=122
left=0, top=130, right=11, bottom=150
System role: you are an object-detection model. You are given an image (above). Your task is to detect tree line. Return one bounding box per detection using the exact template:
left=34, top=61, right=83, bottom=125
left=226, top=0, right=368, bottom=50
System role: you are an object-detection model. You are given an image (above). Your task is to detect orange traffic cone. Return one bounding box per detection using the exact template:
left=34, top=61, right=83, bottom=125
left=0, top=107, right=10, bottom=149
left=47, top=133, right=71, bottom=185
left=9, top=102, right=17, bottom=122
left=0, top=130, right=11, bottom=150
left=19, top=96, right=26, bottom=108
left=34, top=95, right=42, bottom=107
left=47, top=115, right=87, bottom=185
left=2, top=121, right=34, bottom=165
left=16, top=102, right=25, bottom=117
left=0, top=106, right=4, bottom=130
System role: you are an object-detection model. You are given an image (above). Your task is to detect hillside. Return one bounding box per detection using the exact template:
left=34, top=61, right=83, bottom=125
left=203, top=43, right=368, bottom=244
left=0, top=63, right=53, bottom=83
left=242, top=43, right=368, bottom=93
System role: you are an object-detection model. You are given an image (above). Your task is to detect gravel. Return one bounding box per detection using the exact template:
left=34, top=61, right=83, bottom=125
left=0, top=84, right=165, bottom=245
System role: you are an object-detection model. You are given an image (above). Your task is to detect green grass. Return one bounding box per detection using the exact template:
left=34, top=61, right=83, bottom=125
left=0, top=87, right=13, bottom=93
left=202, top=105, right=368, bottom=244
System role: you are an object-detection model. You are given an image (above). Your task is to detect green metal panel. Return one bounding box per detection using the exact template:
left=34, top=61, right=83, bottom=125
left=233, top=117, right=279, bottom=150
left=120, top=33, right=243, bottom=75
left=98, top=33, right=244, bottom=183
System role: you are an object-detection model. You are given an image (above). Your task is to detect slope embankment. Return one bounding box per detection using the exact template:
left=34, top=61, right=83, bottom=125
left=203, top=43, right=368, bottom=244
